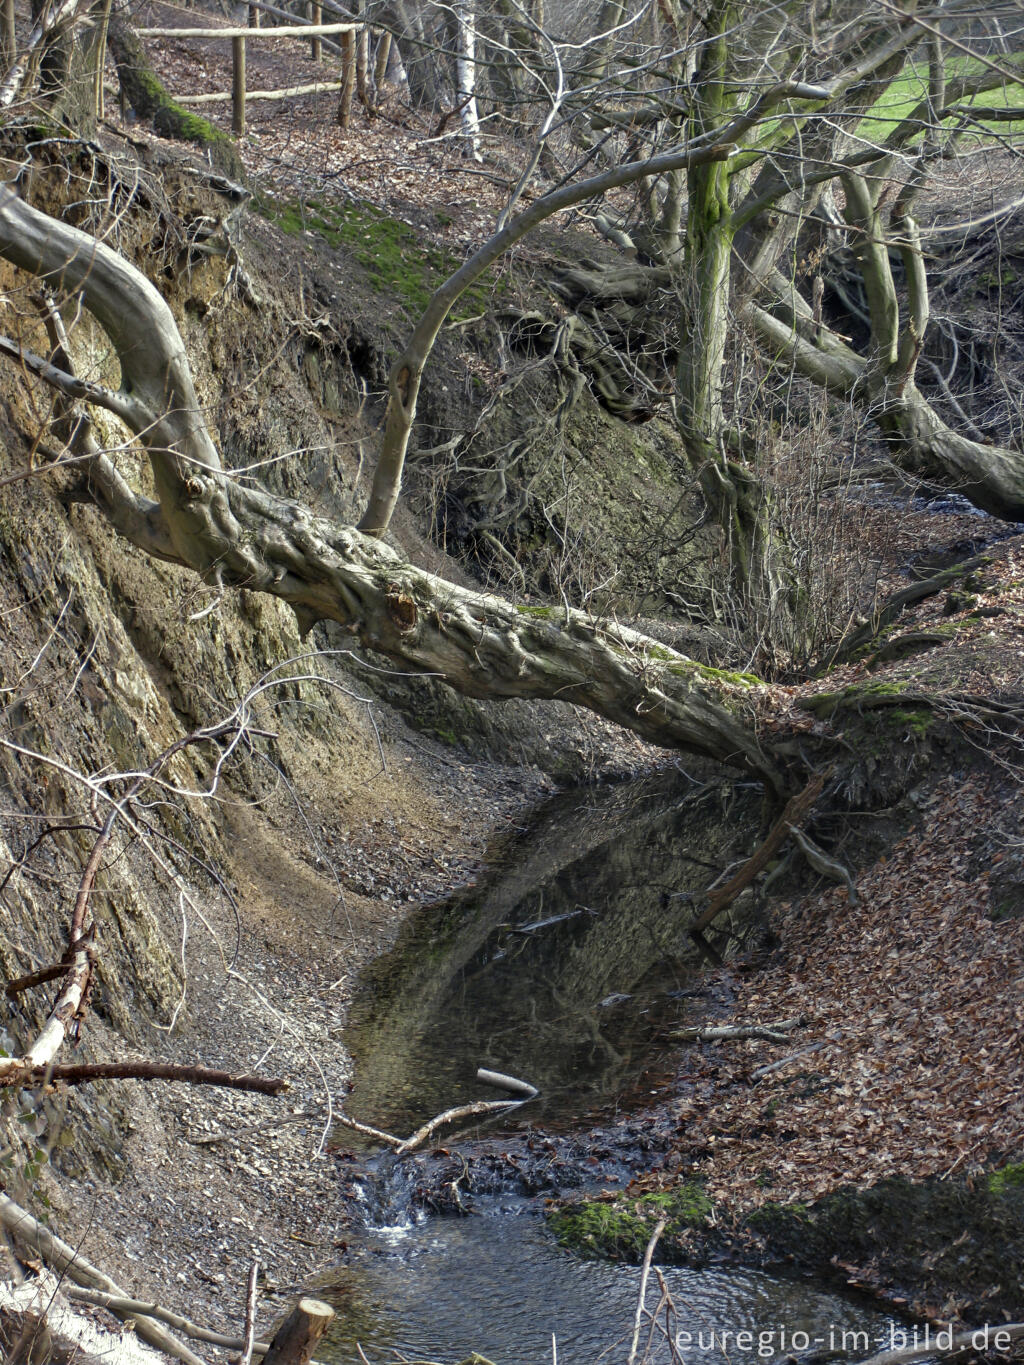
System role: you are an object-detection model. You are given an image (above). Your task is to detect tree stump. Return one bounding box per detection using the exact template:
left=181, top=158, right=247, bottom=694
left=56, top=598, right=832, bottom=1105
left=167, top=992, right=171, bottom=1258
left=261, top=1299, right=335, bottom=1365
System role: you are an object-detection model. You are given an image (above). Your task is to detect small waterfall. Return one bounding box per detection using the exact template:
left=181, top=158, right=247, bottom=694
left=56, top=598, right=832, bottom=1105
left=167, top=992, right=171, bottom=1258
left=353, top=1153, right=422, bottom=1236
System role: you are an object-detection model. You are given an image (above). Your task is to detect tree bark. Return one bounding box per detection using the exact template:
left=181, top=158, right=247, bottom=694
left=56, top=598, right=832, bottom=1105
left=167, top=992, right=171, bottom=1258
left=105, top=15, right=243, bottom=175
left=453, top=0, right=482, bottom=160
left=747, top=281, right=1024, bottom=522
left=262, top=1300, right=335, bottom=1365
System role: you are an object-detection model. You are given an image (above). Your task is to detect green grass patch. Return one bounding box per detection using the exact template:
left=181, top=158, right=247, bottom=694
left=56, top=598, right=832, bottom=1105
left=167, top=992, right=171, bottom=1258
left=856, top=57, right=1024, bottom=144
left=987, top=1162, right=1024, bottom=1196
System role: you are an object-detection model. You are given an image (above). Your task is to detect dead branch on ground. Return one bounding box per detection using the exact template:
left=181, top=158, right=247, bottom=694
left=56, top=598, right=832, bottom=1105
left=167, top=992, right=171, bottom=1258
left=673, top=1017, right=807, bottom=1045
left=0, top=1194, right=206, bottom=1365
left=26, top=1062, right=289, bottom=1093
left=689, top=772, right=827, bottom=934
left=335, top=1068, right=538, bottom=1155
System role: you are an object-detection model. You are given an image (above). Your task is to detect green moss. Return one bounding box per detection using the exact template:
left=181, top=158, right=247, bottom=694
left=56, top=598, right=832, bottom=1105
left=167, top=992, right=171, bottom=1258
left=801, top=679, right=915, bottom=717
left=747, top=1200, right=808, bottom=1232
left=666, top=660, right=762, bottom=687
left=158, top=104, right=229, bottom=145
left=549, top=1183, right=713, bottom=1259
left=987, top=1162, right=1024, bottom=1195
left=254, top=195, right=503, bottom=317
left=888, top=708, right=933, bottom=737
left=131, top=67, right=236, bottom=159
left=515, top=604, right=556, bottom=617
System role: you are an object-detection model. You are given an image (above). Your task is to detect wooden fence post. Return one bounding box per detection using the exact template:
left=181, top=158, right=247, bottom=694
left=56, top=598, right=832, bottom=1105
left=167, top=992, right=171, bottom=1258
left=1, top=0, right=15, bottom=69
left=310, top=1, right=321, bottom=62
left=337, top=27, right=354, bottom=126
left=232, top=34, right=246, bottom=134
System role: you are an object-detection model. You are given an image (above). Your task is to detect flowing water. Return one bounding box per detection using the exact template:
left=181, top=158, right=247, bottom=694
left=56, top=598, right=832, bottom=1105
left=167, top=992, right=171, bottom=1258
left=322, top=770, right=904, bottom=1365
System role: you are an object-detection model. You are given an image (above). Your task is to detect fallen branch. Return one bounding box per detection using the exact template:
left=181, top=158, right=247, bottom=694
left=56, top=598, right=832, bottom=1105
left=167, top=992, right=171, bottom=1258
left=240, top=1261, right=260, bottom=1365
left=332, top=1113, right=404, bottom=1149
left=751, top=1040, right=826, bottom=1081
left=475, top=1068, right=539, bottom=1098
left=0, top=931, right=95, bottom=1085
left=0, top=1194, right=207, bottom=1365
left=854, top=1322, right=1024, bottom=1365
left=5, top=960, right=73, bottom=997
left=25, top=1061, right=289, bottom=1093
left=673, top=1017, right=807, bottom=1045
left=788, top=825, right=858, bottom=903
left=394, top=1099, right=521, bottom=1156
left=336, top=1068, right=538, bottom=1155
left=689, top=772, right=827, bottom=935
left=66, top=1286, right=271, bottom=1355
left=0, top=1272, right=170, bottom=1365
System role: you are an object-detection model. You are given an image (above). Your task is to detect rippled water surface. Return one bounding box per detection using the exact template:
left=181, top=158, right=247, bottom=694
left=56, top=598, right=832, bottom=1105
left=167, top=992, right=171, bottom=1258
left=320, top=1198, right=900, bottom=1365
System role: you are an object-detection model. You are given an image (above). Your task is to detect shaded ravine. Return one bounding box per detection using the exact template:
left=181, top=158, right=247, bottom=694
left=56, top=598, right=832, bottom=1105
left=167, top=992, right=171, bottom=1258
left=322, top=770, right=903, bottom=1365
left=339, top=768, right=766, bottom=1139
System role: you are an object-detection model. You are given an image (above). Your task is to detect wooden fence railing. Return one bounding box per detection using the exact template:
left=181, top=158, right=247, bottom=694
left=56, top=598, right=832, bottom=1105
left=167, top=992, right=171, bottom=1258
left=138, top=17, right=359, bottom=133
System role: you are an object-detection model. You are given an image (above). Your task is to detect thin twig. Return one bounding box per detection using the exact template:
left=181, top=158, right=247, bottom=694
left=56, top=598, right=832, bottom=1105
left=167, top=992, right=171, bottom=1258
left=628, top=1218, right=666, bottom=1365
left=240, top=1260, right=260, bottom=1365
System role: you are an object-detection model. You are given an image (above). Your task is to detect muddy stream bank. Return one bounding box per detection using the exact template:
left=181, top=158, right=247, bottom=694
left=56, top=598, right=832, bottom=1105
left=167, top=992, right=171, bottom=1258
left=316, top=771, right=913, bottom=1365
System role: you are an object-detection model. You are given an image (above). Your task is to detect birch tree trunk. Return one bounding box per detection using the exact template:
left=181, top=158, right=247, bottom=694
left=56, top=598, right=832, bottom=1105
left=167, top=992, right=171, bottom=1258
left=454, top=0, right=482, bottom=160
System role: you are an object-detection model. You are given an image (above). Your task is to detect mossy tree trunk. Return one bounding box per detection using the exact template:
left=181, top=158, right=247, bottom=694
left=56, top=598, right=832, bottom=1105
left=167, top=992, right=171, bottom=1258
left=672, top=4, right=803, bottom=637
left=106, top=15, right=244, bottom=177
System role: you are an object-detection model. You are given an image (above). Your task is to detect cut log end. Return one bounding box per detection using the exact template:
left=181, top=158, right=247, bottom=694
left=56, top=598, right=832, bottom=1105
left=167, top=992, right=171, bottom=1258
left=261, top=1298, right=335, bottom=1365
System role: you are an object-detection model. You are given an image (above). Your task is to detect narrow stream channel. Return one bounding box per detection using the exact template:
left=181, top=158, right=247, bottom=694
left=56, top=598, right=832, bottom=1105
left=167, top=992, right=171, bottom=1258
left=323, top=771, right=904, bottom=1365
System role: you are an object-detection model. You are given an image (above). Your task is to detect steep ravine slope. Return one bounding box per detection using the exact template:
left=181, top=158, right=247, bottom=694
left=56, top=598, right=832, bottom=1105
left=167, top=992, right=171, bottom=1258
left=0, top=130, right=684, bottom=1327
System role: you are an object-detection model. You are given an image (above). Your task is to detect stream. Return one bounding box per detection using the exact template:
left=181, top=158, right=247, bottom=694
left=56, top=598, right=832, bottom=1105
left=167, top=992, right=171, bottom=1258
left=321, top=770, right=905, bottom=1365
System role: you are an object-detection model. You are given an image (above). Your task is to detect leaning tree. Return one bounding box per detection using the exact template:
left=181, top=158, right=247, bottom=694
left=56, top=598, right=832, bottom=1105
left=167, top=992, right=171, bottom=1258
left=468, top=0, right=1024, bottom=612
left=329, top=0, right=1024, bottom=630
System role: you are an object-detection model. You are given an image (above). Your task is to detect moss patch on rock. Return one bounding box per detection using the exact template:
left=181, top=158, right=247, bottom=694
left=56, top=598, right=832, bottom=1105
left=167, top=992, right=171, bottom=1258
left=549, top=1164, right=1024, bottom=1322
left=729, top=1167, right=1024, bottom=1322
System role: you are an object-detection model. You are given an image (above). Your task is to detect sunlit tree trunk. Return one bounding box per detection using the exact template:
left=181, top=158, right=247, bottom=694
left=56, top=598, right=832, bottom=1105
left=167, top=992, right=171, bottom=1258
left=454, top=0, right=482, bottom=160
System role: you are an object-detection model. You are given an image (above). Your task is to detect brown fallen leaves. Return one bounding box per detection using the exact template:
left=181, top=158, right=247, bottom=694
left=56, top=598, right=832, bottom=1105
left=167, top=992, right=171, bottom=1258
left=660, top=764, right=1024, bottom=1214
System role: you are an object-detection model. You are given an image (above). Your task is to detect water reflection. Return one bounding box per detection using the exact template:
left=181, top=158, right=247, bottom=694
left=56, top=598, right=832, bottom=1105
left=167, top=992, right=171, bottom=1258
left=342, top=770, right=766, bottom=1140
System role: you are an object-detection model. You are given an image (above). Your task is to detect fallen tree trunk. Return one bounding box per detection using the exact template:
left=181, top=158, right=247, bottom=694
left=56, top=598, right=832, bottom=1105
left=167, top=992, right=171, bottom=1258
left=0, top=1195, right=206, bottom=1365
